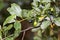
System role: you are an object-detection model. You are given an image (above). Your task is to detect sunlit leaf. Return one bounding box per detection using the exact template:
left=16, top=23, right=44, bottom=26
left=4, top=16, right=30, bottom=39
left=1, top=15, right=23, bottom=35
left=53, top=17, right=60, bottom=26
left=3, top=14, right=16, bottom=26
left=41, top=21, right=51, bottom=29
left=42, top=0, right=51, bottom=3
left=7, top=3, right=22, bottom=17
left=32, top=27, right=40, bottom=32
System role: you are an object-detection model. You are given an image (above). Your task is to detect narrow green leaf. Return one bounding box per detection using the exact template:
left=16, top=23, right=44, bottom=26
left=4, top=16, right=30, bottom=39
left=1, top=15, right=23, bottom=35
left=3, top=24, right=13, bottom=31
left=7, top=24, right=13, bottom=30
left=3, top=14, right=16, bottom=26
left=41, top=21, right=51, bottom=29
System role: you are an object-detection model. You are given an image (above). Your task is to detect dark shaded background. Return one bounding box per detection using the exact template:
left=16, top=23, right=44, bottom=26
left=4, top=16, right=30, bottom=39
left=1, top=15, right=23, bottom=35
left=0, top=0, right=33, bottom=25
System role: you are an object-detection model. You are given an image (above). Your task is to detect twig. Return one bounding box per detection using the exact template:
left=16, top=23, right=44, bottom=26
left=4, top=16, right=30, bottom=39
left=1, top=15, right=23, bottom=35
left=20, top=27, right=33, bottom=32
left=22, top=31, right=25, bottom=40
left=20, top=18, right=27, bottom=22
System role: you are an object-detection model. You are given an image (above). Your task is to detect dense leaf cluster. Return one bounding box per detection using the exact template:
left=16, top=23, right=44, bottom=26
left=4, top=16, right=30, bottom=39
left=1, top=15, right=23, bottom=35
left=0, top=0, right=60, bottom=40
